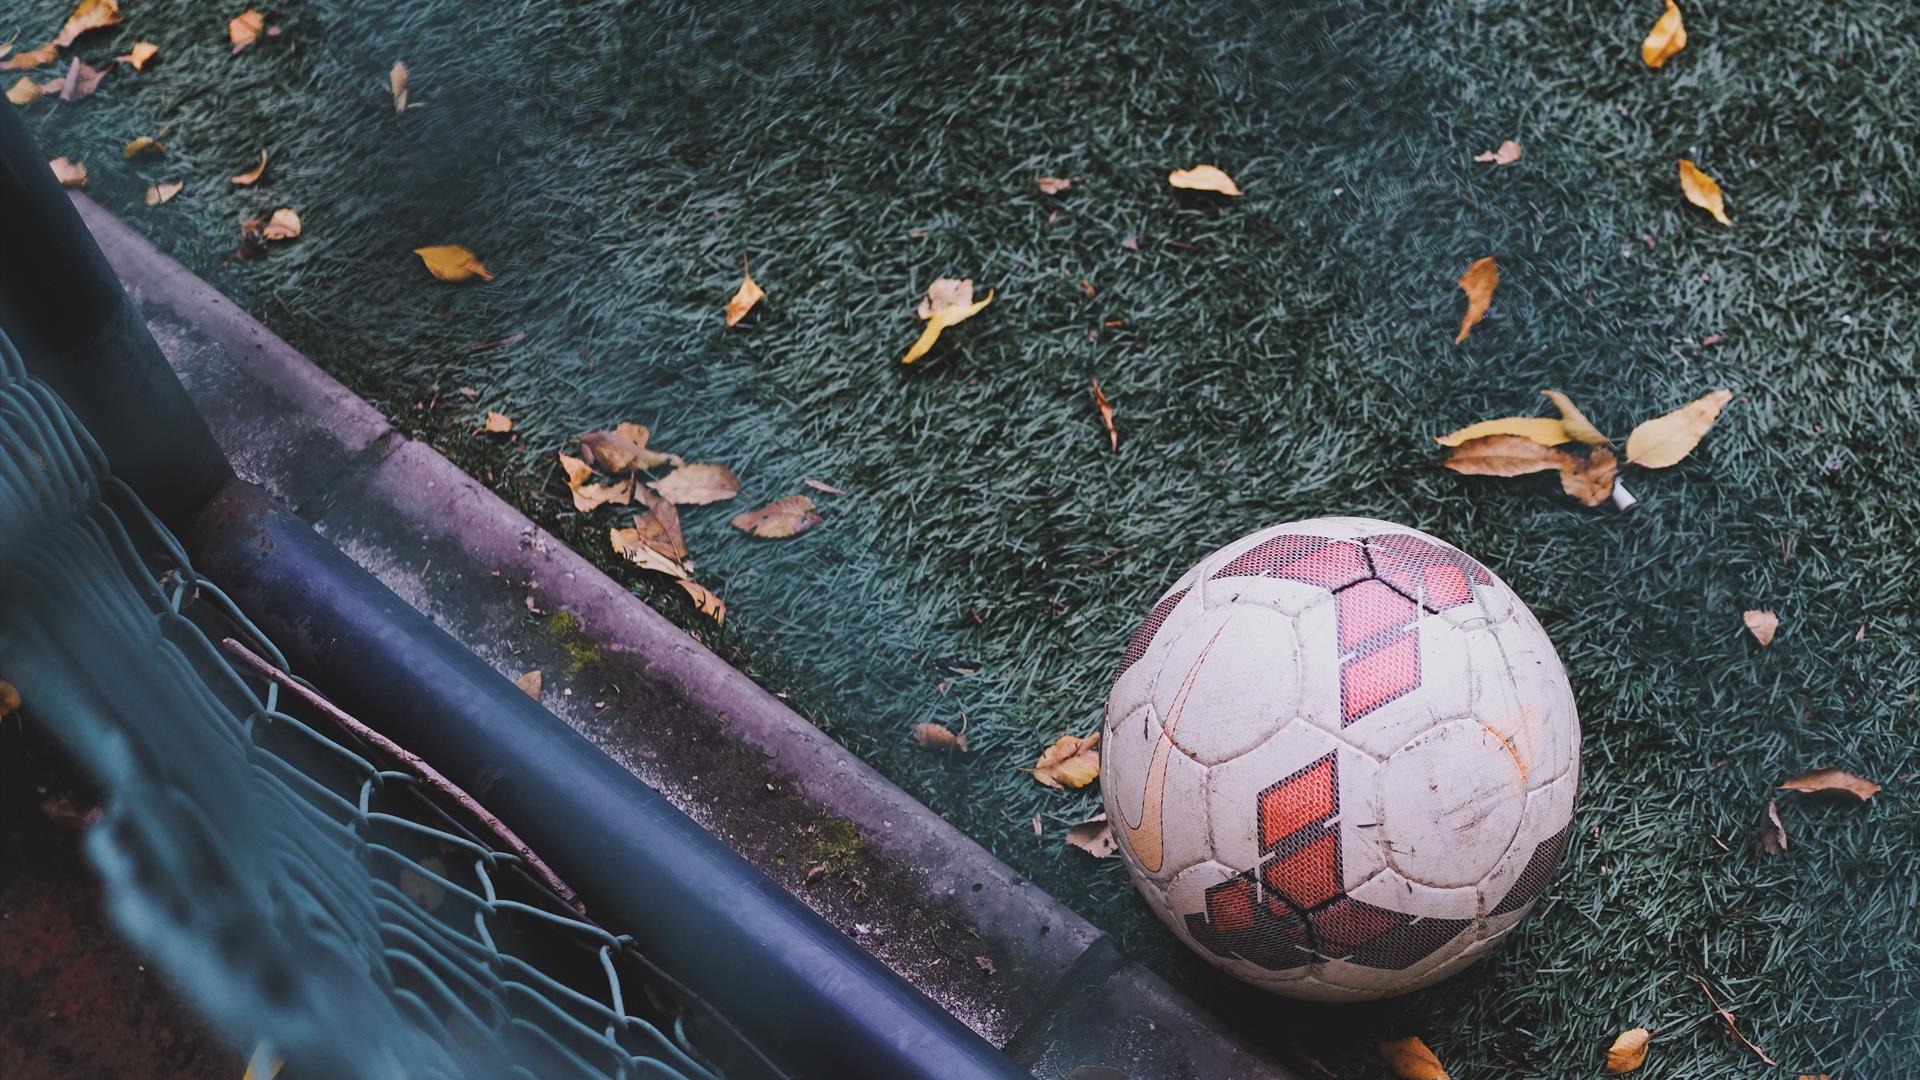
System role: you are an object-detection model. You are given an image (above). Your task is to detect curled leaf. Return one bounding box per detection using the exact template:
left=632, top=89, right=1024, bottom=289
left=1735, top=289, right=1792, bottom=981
left=610, top=525, right=689, bottom=579
left=1379, top=1036, right=1452, bottom=1080
left=230, top=149, right=269, bottom=186
left=1454, top=256, right=1498, bottom=343
left=389, top=60, right=409, bottom=112
left=1036, top=176, right=1071, bottom=195
left=580, top=425, right=679, bottom=473
left=123, top=136, right=163, bottom=158
left=1, top=44, right=60, bottom=71
left=676, top=579, right=725, bottom=623
left=1624, top=389, right=1731, bottom=467
left=1443, top=435, right=1568, bottom=478
left=49, top=156, right=87, bottom=187
left=1742, top=609, right=1778, bottom=646
left=1167, top=163, right=1241, bottom=196
left=731, top=495, right=822, bottom=538
left=1032, top=732, right=1100, bottom=790
left=515, top=669, right=542, bottom=700
left=1642, top=0, right=1687, bottom=69
left=261, top=208, right=301, bottom=241
left=724, top=256, right=765, bottom=326
left=414, top=244, right=494, bottom=282
left=53, top=0, right=121, bottom=49
left=1473, top=140, right=1522, bottom=165
left=902, top=281, right=994, bottom=365
left=1090, top=376, right=1117, bottom=452
left=1065, top=814, right=1117, bottom=859
left=1541, top=389, right=1609, bottom=444
left=1759, top=799, right=1787, bottom=856
left=913, top=722, right=968, bottom=752
left=144, top=180, right=183, bottom=205
left=556, top=452, right=634, bottom=512
left=649, top=462, right=741, bottom=506
left=1559, top=446, right=1619, bottom=507
left=58, top=57, right=108, bottom=101
left=1778, top=769, right=1880, bottom=801
left=1435, top=416, right=1569, bottom=448
left=230, top=10, right=265, bottom=54
left=1678, top=159, right=1730, bottom=225
left=118, top=42, right=159, bottom=70
left=1605, top=1028, right=1651, bottom=1073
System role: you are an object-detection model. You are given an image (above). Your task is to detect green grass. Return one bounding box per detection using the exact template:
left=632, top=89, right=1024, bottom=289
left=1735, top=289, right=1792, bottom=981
left=21, top=0, right=1920, bottom=1074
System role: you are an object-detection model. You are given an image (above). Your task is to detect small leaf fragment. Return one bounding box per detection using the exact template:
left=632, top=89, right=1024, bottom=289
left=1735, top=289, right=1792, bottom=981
left=230, top=148, right=269, bottom=186
left=902, top=282, right=994, bottom=364
left=1759, top=799, right=1788, bottom=856
left=1032, top=733, right=1100, bottom=790
left=1778, top=769, right=1880, bottom=801
left=1435, top=416, right=1570, bottom=448
left=802, top=478, right=844, bottom=495
left=1379, top=1036, right=1452, bottom=1080
left=480, top=411, right=512, bottom=433
left=1167, top=163, right=1242, bottom=196
left=143, top=180, right=184, bottom=205
left=389, top=60, right=409, bottom=112
left=913, top=722, right=968, bottom=752
left=53, top=0, right=122, bottom=49
left=58, top=57, right=108, bottom=101
left=649, top=462, right=741, bottom=506
left=414, top=244, right=494, bottom=282
left=556, top=452, right=634, bottom=512
left=724, top=256, right=765, bottom=327
left=1678, top=159, right=1730, bottom=225
left=1642, top=0, right=1687, bottom=69
left=118, top=42, right=159, bottom=70
left=230, top=10, right=265, bottom=54
left=1090, top=377, right=1117, bottom=452
left=1605, top=1028, right=1651, bottom=1073
left=1559, top=447, right=1619, bottom=507
left=123, top=136, right=163, bottom=158
left=1, top=43, right=60, bottom=71
left=1624, top=389, right=1731, bottom=467
left=1454, top=256, right=1498, bottom=343
left=1065, top=814, right=1117, bottom=859
left=1443, top=435, right=1568, bottom=478
left=515, top=669, right=542, bottom=700
left=731, top=495, right=822, bottom=539
left=1541, top=389, right=1609, bottom=444
left=1473, top=140, right=1522, bottom=165
left=5, top=77, right=42, bottom=105
left=610, top=525, right=689, bottom=579
left=1035, top=176, right=1071, bottom=195
left=0, top=679, right=20, bottom=716
left=49, top=156, right=87, bottom=187
left=916, top=277, right=975, bottom=319
left=676, top=579, right=725, bottom=623
left=261, top=208, right=300, bottom=241
left=1742, top=609, right=1778, bottom=646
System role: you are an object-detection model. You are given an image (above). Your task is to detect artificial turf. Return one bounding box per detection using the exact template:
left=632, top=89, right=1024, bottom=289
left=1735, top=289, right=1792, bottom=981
left=20, top=0, right=1920, bottom=1074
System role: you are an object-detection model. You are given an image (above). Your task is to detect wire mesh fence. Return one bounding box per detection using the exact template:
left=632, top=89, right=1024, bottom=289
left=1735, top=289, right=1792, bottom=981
left=0, top=328, right=782, bottom=1079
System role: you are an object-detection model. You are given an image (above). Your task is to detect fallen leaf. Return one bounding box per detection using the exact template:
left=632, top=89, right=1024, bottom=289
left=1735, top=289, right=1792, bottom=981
left=731, top=495, right=822, bottom=538
left=480, top=411, right=512, bottom=434
left=629, top=487, right=686, bottom=561
left=5, top=76, right=42, bottom=105
left=230, top=149, right=268, bottom=186
left=676, top=579, right=725, bottom=623
left=230, top=10, right=265, bottom=53
left=1624, top=389, right=1731, bottom=467
left=1473, top=140, right=1522, bottom=165
left=1605, top=1028, right=1651, bottom=1073
left=117, top=42, right=159, bottom=70
left=1168, top=163, right=1242, bottom=196
left=0, top=679, right=19, bottom=716
left=1541, top=389, right=1609, bottom=444
left=1778, top=769, right=1881, bottom=801
left=144, top=180, right=183, bottom=205
left=235, top=217, right=267, bottom=261
left=49, top=156, right=86, bottom=187
left=577, top=424, right=680, bottom=473
left=123, top=136, right=163, bottom=158
left=1559, top=447, right=1619, bottom=507
left=1642, top=0, right=1687, bottom=69
left=389, top=60, right=408, bottom=112
left=1695, top=977, right=1776, bottom=1065
left=53, top=0, right=121, bottom=48
left=414, top=244, right=494, bottom=282
left=1443, top=436, right=1569, bottom=479
left=261, top=208, right=300, bottom=240
left=610, top=525, right=689, bottom=579
left=802, top=478, right=844, bottom=495
left=1454, top=256, right=1499, bottom=343
left=515, top=669, right=542, bottom=700
left=556, top=452, right=634, bottom=512
left=1032, top=732, right=1100, bottom=790
left=1759, top=800, right=1787, bottom=856
left=1435, top=416, right=1570, bottom=448
left=649, top=462, right=741, bottom=506
left=1379, top=1036, right=1451, bottom=1080
left=58, top=57, right=108, bottom=101
left=1036, top=176, right=1071, bottom=195
left=1090, top=377, right=1117, bottom=452
left=913, top=722, right=968, bottom=752
left=902, top=280, right=994, bottom=364
left=1742, top=609, right=1778, bottom=646
left=1065, top=814, right=1117, bottom=859
left=1678, top=159, right=1730, bottom=225
left=724, top=256, right=765, bottom=327
left=1, top=44, right=60, bottom=71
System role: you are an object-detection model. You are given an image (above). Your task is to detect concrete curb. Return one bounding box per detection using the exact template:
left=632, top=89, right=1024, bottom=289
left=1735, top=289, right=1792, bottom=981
left=74, top=194, right=1293, bottom=1080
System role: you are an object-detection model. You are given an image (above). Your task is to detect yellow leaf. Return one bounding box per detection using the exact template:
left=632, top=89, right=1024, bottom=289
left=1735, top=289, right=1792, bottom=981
left=1032, top=732, right=1100, bottom=790
left=610, top=525, right=689, bottom=579
left=515, top=669, right=542, bottom=700
left=724, top=256, right=764, bottom=327
left=1454, top=256, right=1498, bottom=343
left=230, top=10, right=265, bottom=54
left=1443, top=435, right=1570, bottom=478
left=53, top=0, right=121, bottom=49
left=1605, top=1027, right=1651, bottom=1073
left=1677, top=159, right=1729, bottom=225
left=1778, top=768, right=1881, bottom=801
left=389, top=60, right=409, bottom=112
left=1065, top=813, right=1118, bottom=859
left=556, top=452, right=634, bottom=512
left=1559, top=446, right=1619, bottom=507
left=48, top=156, right=86, bottom=187
left=144, top=180, right=183, bottom=206
left=648, top=462, right=741, bottom=506
left=5, top=76, right=42, bottom=105
left=1541, top=389, right=1609, bottom=444
left=1473, top=139, right=1522, bottom=165
left=913, top=722, right=968, bottom=752
left=731, top=495, right=822, bottom=538
left=1036, top=176, right=1071, bottom=195
left=629, top=488, right=686, bottom=561
left=901, top=287, right=994, bottom=364
left=1090, top=376, right=1117, bottom=452
left=1641, top=0, right=1687, bottom=69
left=1167, top=163, right=1242, bottom=196
left=118, top=41, right=159, bottom=70
left=1742, top=608, right=1778, bottom=646
left=676, top=579, right=726, bottom=623
left=230, top=148, right=269, bottom=186
left=261, top=208, right=300, bottom=240
left=1624, top=388, right=1731, bottom=467
left=123, top=136, right=163, bottom=158
left=0, top=679, right=20, bottom=716
left=0, top=43, right=60, bottom=71
left=1435, top=416, right=1569, bottom=447
left=414, top=244, right=494, bottom=282
left=1379, top=1036, right=1452, bottom=1080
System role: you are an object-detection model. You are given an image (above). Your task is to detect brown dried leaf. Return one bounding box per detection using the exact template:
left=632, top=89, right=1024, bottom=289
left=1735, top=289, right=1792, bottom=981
left=118, top=42, right=159, bottom=70
left=1541, top=389, right=1610, bottom=445
left=123, top=136, right=163, bottom=158
left=1695, top=977, right=1776, bottom=1065
left=1778, top=768, right=1881, bottom=801
left=1, top=43, right=60, bottom=71
left=1625, top=389, right=1732, bottom=468
left=230, top=149, right=268, bottom=186
left=261, top=208, right=300, bottom=241
left=1759, top=800, right=1788, bottom=856
left=1605, top=1028, right=1651, bottom=1073
left=1742, top=609, right=1778, bottom=646
left=913, top=722, right=968, bottom=752
left=53, top=0, right=121, bottom=48
left=1642, top=0, right=1687, bottom=69
left=1443, top=435, right=1569, bottom=478
left=480, top=411, right=512, bottom=434
left=676, top=579, right=725, bottom=623
left=58, top=58, right=108, bottom=101
left=1167, top=163, right=1242, bottom=196
left=649, top=462, right=741, bottom=506
left=1065, top=813, right=1117, bottom=859
left=1379, top=1036, right=1452, bottom=1080
left=1678, top=159, right=1730, bottom=225
left=0, top=679, right=20, bottom=716
left=724, top=256, right=765, bottom=327
left=802, top=478, right=844, bottom=495
left=49, top=156, right=86, bottom=187
left=557, top=452, right=634, bottom=512
left=414, top=244, right=494, bottom=282
left=609, top=525, right=688, bottom=579
left=1473, top=140, right=1522, bottom=165
left=515, top=669, right=542, bottom=700
left=731, top=495, right=822, bottom=539
left=1090, top=376, right=1117, bottom=452
left=1559, top=447, right=1619, bottom=507
left=5, top=76, right=42, bottom=105
left=630, top=487, right=686, bottom=561
left=1454, top=256, right=1498, bottom=343
left=1036, top=176, right=1071, bottom=195
left=230, top=10, right=265, bottom=54
left=389, top=60, right=409, bottom=112
left=144, top=180, right=183, bottom=205
left=1435, top=417, right=1570, bottom=447
left=579, top=426, right=679, bottom=474
left=1032, top=732, right=1100, bottom=790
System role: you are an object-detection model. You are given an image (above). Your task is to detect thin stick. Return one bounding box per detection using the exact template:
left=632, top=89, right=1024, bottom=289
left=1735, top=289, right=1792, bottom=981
left=221, top=637, right=584, bottom=916
left=1693, top=975, right=1776, bottom=1066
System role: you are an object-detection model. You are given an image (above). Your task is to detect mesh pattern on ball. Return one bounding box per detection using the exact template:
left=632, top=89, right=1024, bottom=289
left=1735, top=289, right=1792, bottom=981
left=1113, top=584, right=1189, bottom=682
left=1489, top=822, right=1573, bottom=916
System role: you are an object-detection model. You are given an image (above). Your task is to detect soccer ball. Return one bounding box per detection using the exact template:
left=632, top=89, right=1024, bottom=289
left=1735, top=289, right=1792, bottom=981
left=1101, top=517, right=1578, bottom=1001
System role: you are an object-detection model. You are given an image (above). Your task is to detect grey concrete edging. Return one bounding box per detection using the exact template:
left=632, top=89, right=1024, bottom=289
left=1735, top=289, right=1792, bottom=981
left=74, top=194, right=1292, bottom=1080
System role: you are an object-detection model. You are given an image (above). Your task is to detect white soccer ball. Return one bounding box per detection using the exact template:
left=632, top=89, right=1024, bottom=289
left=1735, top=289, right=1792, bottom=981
left=1101, top=517, right=1579, bottom=1001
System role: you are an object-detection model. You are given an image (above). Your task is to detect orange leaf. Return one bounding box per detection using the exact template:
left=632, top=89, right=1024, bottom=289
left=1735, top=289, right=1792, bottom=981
left=1642, top=0, right=1687, bottom=69
left=0, top=679, right=20, bottom=716
left=1778, top=768, right=1881, bottom=801
left=0, top=43, right=60, bottom=72
left=556, top=452, right=635, bottom=513
left=123, top=136, right=163, bottom=158
left=629, top=487, right=686, bottom=561
left=230, top=149, right=269, bottom=186
left=1473, top=140, right=1522, bottom=165
left=1559, top=447, right=1619, bottom=507
left=53, top=0, right=121, bottom=49
left=1090, top=376, right=1117, bottom=452
left=515, top=670, right=542, bottom=700
left=261, top=208, right=300, bottom=241
left=414, top=244, right=494, bottom=282
left=5, top=76, right=43, bottom=105
left=724, top=256, right=765, bottom=326
left=1168, top=163, right=1241, bottom=196
left=610, top=525, right=689, bottom=579
left=480, top=411, right=512, bottom=434
left=1454, top=256, right=1498, bottom=342
left=1379, top=1036, right=1451, bottom=1080
left=913, top=722, right=968, bottom=752
left=1035, top=176, right=1071, bottom=195
left=1605, top=1028, right=1651, bottom=1073
left=230, top=10, right=265, bottom=54
left=118, top=42, right=159, bottom=70
left=1032, top=733, right=1100, bottom=790
left=48, top=156, right=87, bottom=187
left=1442, top=435, right=1569, bottom=478
left=648, top=462, right=741, bottom=506
left=144, top=180, right=183, bottom=205
left=730, top=495, right=822, bottom=539
left=1678, top=159, right=1730, bottom=225
left=1742, top=609, right=1778, bottom=646
left=676, top=579, right=725, bottom=623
